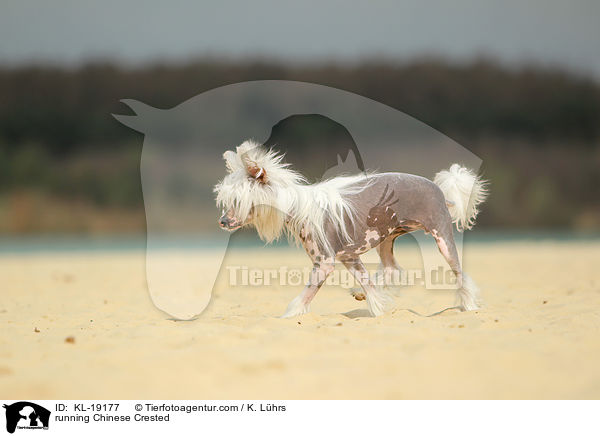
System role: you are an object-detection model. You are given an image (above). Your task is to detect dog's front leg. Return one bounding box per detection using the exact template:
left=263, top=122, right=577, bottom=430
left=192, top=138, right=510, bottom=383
left=342, top=257, right=393, bottom=317
left=281, top=260, right=334, bottom=318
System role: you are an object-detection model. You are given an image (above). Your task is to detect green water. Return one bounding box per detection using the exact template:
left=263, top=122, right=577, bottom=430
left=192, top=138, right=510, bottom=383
left=0, top=230, right=598, bottom=254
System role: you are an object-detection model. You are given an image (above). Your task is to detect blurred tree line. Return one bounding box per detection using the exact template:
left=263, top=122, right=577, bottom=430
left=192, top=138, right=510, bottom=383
left=0, top=58, right=598, bottom=233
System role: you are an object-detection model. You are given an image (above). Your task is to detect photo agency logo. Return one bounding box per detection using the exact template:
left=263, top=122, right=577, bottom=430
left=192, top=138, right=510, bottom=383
left=3, top=402, right=50, bottom=434
left=225, top=265, right=460, bottom=289
left=113, top=80, right=485, bottom=320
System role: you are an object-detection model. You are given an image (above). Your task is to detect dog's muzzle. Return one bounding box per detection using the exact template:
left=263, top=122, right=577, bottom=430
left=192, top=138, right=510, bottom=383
left=218, top=216, right=241, bottom=231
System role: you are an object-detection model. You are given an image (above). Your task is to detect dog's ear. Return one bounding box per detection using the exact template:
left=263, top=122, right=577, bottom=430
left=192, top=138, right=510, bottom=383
left=247, top=164, right=267, bottom=184
left=240, top=152, right=267, bottom=184
left=222, top=150, right=237, bottom=173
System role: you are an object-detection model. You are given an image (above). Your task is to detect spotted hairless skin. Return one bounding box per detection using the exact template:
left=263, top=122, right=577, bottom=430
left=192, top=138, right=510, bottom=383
left=285, top=173, right=461, bottom=316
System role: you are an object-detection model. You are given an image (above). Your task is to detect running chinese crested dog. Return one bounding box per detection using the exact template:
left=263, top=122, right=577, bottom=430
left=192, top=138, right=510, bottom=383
left=215, top=140, right=487, bottom=318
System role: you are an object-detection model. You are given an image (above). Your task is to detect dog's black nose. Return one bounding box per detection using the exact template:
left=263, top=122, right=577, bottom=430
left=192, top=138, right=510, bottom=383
left=219, top=217, right=229, bottom=228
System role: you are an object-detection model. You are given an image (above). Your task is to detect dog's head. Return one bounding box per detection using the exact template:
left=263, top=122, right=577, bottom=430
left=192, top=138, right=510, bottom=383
left=214, top=140, right=304, bottom=240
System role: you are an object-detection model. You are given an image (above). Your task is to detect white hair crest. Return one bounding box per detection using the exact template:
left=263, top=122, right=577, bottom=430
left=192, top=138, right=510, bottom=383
left=214, top=140, right=370, bottom=253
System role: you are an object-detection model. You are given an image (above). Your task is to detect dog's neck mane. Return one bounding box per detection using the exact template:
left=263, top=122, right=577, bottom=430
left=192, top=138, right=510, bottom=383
left=215, top=140, right=372, bottom=254
left=255, top=173, right=372, bottom=254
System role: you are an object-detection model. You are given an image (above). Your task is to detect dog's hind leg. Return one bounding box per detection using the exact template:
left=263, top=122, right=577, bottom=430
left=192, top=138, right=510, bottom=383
left=430, top=226, right=481, bottom=311
left=281, top=258, right=335, bottom=318
left=342, top=257, right=393, bottom=316
left=375, top=235, right=404, bottom=289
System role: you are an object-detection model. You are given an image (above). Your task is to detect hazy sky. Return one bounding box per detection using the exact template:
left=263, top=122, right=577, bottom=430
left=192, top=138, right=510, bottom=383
left=1, top=0, right=599, bottom=77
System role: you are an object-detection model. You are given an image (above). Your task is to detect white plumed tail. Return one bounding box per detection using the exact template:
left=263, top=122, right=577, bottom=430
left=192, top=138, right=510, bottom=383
left=434, top=164, right=488, bottom=232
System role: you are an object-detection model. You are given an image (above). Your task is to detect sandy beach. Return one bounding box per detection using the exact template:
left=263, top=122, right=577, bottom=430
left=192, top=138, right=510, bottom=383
left=1, top=239, right=599, bottom=399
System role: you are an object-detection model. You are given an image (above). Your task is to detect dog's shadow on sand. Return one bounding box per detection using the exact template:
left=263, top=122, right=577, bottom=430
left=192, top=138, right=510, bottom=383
left=341, top=309, right=374, bottom=319
left=342, top=306, right=462, bottom=319
left=163, top=307, right=462, bottom=322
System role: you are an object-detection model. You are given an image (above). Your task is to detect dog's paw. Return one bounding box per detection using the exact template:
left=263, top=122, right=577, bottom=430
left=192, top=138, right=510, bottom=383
left=349, top=288, right=366, bottom=301
left=281, top=296, right=310, bottom=318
